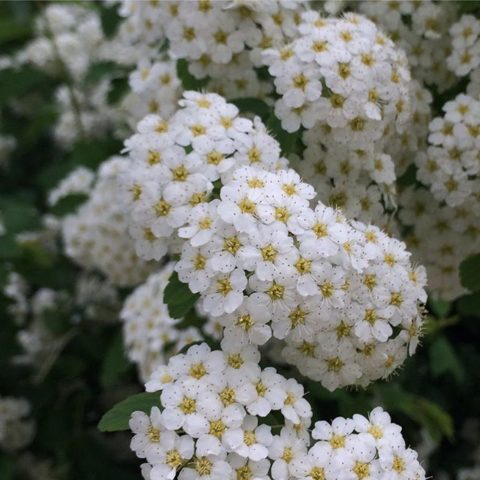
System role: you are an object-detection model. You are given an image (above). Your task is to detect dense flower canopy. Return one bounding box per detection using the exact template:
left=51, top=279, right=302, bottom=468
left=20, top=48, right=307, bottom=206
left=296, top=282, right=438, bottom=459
left=1, top=1, right=480, bottom=480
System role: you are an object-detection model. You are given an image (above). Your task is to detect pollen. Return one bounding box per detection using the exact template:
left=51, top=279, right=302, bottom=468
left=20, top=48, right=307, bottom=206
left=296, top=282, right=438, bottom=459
left=236, top=314, right=253, bottom=331
left=172, top=165, right=189, bottom=181
left=327, top=356, right=344, bottom=372
left=293, top=73, right=309, bottom=90
left=309, top=467, right=326, bottom=480
left=320, top=281, right=334, bottom=298
left=179, top=397, right=196, bottom=414
left=207, top=150, right=224, bottom=165
left=155, top=120, right=169, bottom=133
left=330, top=94, right=345, bottom=108
left=312, top=40, right=328, bottom=53
left=182, top=26, right=196, bottom=41
left=194, top=254, right=206, bottom=270
left=228, top=353, right=244, bottom=369
left=244, top=430, right=256, bottom=446
left=147, top=150, right=161, bottom=165
left=209, top=419, right=226, bottom=438
left=248, top=146, right=262, bottom=163
left=217, top=278, right=233, bottom=296
left=282, top=183, right=297, bottom=195
left=198, top=217, right=212, bottom=230
left=238, top=198, right=256, bottom=214
left=353, top=461, right=369, bottom=479
left=338, top=62, right=351, bottom=79
left=166, top=449, right=183, bottom=469
left=295, top=257, right=312, bottom=274
left=190, top=124, right=206, bottom=136
left=219, top=387, right=236, bottom=406
left=261, top=244, right=278, bottom=262
left=330, top=434, right=345, bottom=449
left=299, top=341, right=316, bottom=358
left=364, top=309, right=378, bottom=325
left=275, top=206, right=290, bottom=222
left=282, top=447, right=294, bottom=463
left=248, top=177, right=265, bottom=188
left=368, top=425, right=383, bottom=439
left=267, top=282, right=285, bottom=300
left=195, top=457, right=213, bottom=476
left=131, top=183, right=142, bottom=201
left=224, top=235, right=242, bottom=254
left=390, top=292, right=403, bottom=307
left=189, top=362, right=206, bottom=379
left=147, top=425, right=160, bottom=443
left=289, top=307, right=307, bottom=327
left=392, top=456, right=406, bottom=473
left=154, top=199, right=171, bottom=217
left=255, top=380, right=267, bottom=397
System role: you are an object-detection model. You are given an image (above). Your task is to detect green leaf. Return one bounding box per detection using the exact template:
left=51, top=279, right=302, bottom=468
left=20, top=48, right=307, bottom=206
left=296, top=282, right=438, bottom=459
left=457, top=292, right=480, bottom=317
left=266, top=114, right=299, bottom=156
left=98, top=392, right=160, bottom=432
left=0, top=454, right=14, bottom=480
left=416, top=398, right=454, bottom=442
left=100, top=331, right=132, bottom=389
left=176, top=59, right=209, bottom=90
left=375, top=384, right=454, bottom=442
left=397, top=164, right=417, bottom=188
left=428, top=299, right=451, bottom=318
left=164, top=271, right=199, bottom=319
left=459, top=254, right=480, bottom=292
left=231, top=98, right=270, bottom=120
left=100, top=4, right=122, bottom=38
left=50, top=194, right=89, bottom=217
left=86, top=61, right=120, bottom=84
left=429, top=336, right=465, bottom=384
left=0, top=67, right=52, bottom=105
left=0, top=196, right=40, bottom=234
left=108, top=77, right=129, bottom=105
left=0, top=18, right=32, bottom=45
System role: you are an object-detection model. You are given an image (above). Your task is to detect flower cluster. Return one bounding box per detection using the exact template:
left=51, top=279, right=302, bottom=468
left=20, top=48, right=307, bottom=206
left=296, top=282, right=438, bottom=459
left=0, top=396, right=35, bottom=452
left=48, top=166, right=94, bottom=206
left=299, top=407, right=426, bottom=480
left=122, top=59, right=182, bottom=130
left=120, top=92, right=427, bottom=390
left=398, top=186, right=480, bottom=301
left=129, top=345, right=426, bottom=480
left=120, top=91, right=287, bottom=262
left=62, top=156, right=156, bottom=287
left=0, top=133, right=16, bottom=168
left=358, top=0, right=458, bottom=91
left=447, top=15, right=480, bottom=77
left=19, top=4, right=104, bottom=79
left=416, top=94, right=480, bottom=207
left=121, top=264, right=202, bottom=381
left=130, top=342, right=312, bottom=480
left=120, top=0, right=303, bottom=73
left=263, top=12, right=411, bottom=136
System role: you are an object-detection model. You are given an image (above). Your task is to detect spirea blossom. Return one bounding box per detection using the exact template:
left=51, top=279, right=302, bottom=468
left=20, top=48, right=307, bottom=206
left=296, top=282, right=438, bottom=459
left=121, top=92, right=427, bottom=390
left=129, top=354, right=426, bottom=480
left=0, top=396, right=35, bottom=452
left=416, top=94, right=480, bottom=207
left=398, top=186, right=480, bottom=301
left=121, top=264, right=203, bottom=381
left=263, top=12, right=411, bottom=135
left=62, top=156, right=156, bottom=287
left=130, top=342, right=312, bottom=480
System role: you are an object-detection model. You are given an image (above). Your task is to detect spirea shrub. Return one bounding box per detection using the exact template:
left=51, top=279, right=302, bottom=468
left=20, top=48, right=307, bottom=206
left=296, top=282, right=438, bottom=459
left=1, top=1, right=480, bottom=480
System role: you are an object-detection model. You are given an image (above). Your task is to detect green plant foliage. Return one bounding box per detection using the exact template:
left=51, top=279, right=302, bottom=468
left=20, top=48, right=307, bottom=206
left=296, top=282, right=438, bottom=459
left=164, top=271, right=200, bottom=319
left=98, top=393, right=160, bottom=432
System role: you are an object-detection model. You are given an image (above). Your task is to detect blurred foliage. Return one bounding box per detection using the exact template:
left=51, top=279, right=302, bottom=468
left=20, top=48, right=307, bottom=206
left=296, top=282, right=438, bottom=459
left=0, top=2, right=479, bottom=480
